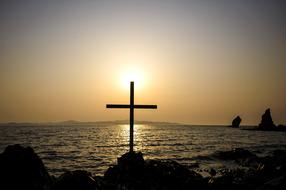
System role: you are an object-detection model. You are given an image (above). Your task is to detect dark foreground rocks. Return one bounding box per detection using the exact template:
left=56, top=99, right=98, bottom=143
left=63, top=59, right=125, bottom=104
left=53, top=170, right=98, bottom=190
left=0, top=144, right=52, bottom=190
left=103, top=151, right=207, bottom=190
left=1, top=144, right=286, bottom=190
left=210, top=149, right=286, bottom=190
left=213, top=147, right=258, bottom=166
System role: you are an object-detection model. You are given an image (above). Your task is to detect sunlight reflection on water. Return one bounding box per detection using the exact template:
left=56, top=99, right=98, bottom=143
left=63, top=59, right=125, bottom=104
left=1, top=124, right=286, bottom=176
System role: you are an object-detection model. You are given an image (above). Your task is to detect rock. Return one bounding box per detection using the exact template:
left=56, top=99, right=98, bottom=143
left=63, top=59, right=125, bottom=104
left=214, top=148, right=257, bottom=163
left=211, top=149, right=286, bottom=189
left=231, top=116, right=242, bottom=128
left=144, top=160, right=206, bottom=190
left=52, top=170, right=97, bottom=190
left=208, top=169, right=243, bottom=189
left=258, top=108, right=276, bottom=130
left=118, top=151, right=145, bottom=170
left=104, top=152, right=145, bottom=183
left=209, top=168, right=216, bottom=177
left=104, top=151, right=207, bottom=190
left=277, top=124, right=286, bottom=131
left=261, top=150, right=286, bottom=171
left=104, top=151, right=145, bottom=189
left=0, top=144, right=52, bottom=190
left=263, top=175, right=286, bottom=190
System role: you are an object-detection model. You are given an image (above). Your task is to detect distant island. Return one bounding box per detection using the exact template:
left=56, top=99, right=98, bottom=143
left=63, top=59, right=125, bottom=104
left=0, top=120, right=180, bottom=127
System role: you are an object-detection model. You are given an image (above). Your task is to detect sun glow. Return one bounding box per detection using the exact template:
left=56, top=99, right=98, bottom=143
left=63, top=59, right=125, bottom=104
left=103, top=45, right=153, bottom=92
left=120, top=66, right=146, bottom=90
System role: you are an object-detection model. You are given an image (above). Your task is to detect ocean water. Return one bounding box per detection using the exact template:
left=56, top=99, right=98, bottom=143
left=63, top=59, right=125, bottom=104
left=1, top=124, right=286, bottom=176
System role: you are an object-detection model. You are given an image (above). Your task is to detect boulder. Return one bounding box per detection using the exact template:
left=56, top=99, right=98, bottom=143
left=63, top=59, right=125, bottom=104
left=118, top=151, right=145, bottom=170
left=0, top=144, right=52, bottom=190
left=258, top=108, right=276, bottom=130
left=214, top=148, right=257, bottom=162
left=104, top=151, right=206, bottom=190
left=231, top=116, right=242, bottom=128
left=209, top=149, right=286, bottom=190
left=52, top=170, right=97, bottom=190
left=263, top=175, right=286, bottom=190
left=104, top=151, right=146, bottom=189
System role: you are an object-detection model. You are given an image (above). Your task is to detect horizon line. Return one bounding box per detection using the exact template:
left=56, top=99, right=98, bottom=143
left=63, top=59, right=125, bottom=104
left=0, top=119, right=260, bottom=126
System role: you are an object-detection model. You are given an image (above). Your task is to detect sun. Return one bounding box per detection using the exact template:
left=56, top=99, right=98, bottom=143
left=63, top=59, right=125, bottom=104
left=107, top=49, right=151, bottom=91
left=120, top=66, right=146, bottom=90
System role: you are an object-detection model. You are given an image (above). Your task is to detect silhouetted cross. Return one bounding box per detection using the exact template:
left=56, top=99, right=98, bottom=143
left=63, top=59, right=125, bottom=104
left=106, top=81, right=157, bottom=152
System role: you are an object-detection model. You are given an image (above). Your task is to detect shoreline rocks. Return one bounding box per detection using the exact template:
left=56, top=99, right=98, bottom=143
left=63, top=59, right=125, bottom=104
left=0, top=144, right=52, bottom=190
left=104, top=151, right=207, bottom=190
left=53, top=170, right=97, bottom=190
left=1, top=144, right=286, bottom=190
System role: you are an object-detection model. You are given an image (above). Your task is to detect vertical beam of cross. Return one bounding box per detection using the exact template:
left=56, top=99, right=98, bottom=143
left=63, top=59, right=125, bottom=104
left=130, top=81, right=134, bottom=152
left=106, top=81, right=157, bottom=152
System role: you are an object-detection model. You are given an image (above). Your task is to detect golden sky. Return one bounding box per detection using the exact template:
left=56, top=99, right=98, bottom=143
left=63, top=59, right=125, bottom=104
left=0, top=0, right=285, bottom=125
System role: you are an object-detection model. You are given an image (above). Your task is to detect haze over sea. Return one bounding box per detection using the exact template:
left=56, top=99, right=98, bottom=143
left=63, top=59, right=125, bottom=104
left=1, top=123, right=286, bottom=176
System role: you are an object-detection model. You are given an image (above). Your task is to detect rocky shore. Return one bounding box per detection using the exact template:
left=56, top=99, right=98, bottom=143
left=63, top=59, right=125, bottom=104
left=1, top=144, right=286, bottom=190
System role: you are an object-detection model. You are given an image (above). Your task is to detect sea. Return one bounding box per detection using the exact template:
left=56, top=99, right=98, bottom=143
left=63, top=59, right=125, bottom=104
left=1, top=124, right=286, bottom=177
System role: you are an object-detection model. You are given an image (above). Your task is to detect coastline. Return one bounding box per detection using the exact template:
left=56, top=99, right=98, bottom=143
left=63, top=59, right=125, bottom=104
left=1, top=144, right=286, bottom=190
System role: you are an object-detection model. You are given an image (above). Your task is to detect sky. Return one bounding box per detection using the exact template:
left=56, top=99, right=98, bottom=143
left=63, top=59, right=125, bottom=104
left=0, top=0, right=285, bottom=125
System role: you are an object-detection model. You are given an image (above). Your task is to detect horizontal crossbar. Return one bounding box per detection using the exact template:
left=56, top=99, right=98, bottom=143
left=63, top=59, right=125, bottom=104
left=106, top=104, right=157, bottom=109
left=106, top=104, right=130, bottom=108
left=134, top=105, right=157, bottom=109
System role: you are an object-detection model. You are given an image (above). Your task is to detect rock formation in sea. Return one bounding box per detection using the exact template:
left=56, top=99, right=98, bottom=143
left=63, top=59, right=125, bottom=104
left=230, top=116, right=241, bottom=128
left=277, top=124, right=286, bottom=131
left=258, top=108, right=276, bottom=130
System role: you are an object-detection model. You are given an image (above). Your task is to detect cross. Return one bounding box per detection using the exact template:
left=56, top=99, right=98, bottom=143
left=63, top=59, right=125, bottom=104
left=106, top=81, right=157, bottom=152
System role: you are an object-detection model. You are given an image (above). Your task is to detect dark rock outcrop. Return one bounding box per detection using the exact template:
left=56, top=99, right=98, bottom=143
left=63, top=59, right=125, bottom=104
left=210, top=149, right=286, bottom=190
left=2, top=144, right=286, bottom=190
left=258, top=108, right=276, bottom=130
left=52, top=170, right=97, bottom=190
left=277, top=124, right=286, bottom=131
left=0, top=144, right=52, bottom=190
left=104, top=151, right=207, bottom=190
left=231, top=116, right=242, bottom=128
left=214, top=148, right=257, bottom=163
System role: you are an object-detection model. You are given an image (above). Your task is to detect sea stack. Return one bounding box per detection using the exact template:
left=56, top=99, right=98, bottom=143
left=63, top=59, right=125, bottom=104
left=258, top=108, right=276, bottom=130
left=231, top=116, right=241, bottom=128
